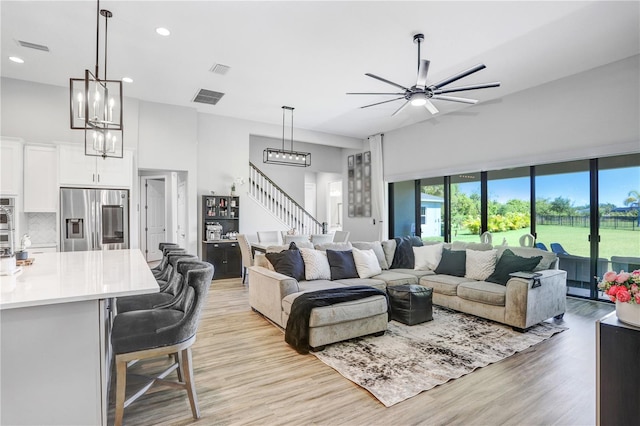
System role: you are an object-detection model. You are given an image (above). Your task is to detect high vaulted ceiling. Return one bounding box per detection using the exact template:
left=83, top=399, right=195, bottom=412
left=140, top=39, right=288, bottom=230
left=1, top=1, right=638, bottom=141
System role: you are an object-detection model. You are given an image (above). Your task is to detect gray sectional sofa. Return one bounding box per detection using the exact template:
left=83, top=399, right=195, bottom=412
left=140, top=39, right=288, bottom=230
left=248, top=240, right=567, bottom=350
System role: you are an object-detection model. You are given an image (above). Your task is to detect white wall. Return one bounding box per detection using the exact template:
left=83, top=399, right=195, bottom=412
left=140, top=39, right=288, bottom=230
left=384, top=55, right=640, bottom=182
left=196, top=113, right=363, bottom=252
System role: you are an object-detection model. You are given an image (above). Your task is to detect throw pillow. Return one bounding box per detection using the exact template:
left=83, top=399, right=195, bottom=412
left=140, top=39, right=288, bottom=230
left=413, top=243, right=443, bottom=271
left=486, top=249, right=543, bottom=285
left=265, top=249, right=305, bottom=281
left=465, top=249, right=498, bottom=281
left=326, top=249, right=359, bottom=280
left=351, top=241, right=389, bottom=270
left=390, top=236, right=424, bottom=269
left=299, top=248, right=331, bottom=281
left=434, top=248, right=466, bottom=277
left=351, top=248, right=382, bottom=279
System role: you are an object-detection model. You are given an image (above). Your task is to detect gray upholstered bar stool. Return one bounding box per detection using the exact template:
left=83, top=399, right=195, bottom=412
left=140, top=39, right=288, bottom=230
left=111, top=260, right=214, bottom=426
left=151, top=243, right=180, bottom=275
left=154, top=247, right=187, bottom=282
left=117, top=254, right=198, bottom=314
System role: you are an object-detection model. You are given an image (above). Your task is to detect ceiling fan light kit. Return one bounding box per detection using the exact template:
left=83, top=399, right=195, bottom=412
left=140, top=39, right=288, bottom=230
left=347, top=33, right=501, bottom=116
left=263, top=106, right=311, bottom=167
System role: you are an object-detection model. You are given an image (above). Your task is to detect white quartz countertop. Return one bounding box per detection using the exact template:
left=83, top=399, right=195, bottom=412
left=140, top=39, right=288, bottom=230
left=0, top=249, right=159, bottom=310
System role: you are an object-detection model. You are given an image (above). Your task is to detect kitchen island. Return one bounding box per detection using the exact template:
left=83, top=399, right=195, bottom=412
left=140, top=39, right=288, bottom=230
left=0, top=249, right=158, bottom=425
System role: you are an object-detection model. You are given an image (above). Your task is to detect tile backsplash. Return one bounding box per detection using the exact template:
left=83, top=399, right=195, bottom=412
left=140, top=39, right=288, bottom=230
left=24, top=212, right=57, bottom=245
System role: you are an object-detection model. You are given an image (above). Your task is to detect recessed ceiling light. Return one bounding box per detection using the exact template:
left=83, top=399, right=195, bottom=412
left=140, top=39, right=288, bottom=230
left=156, top=27, right=170, bottom=36
left=122, top=77, right=133, bottom=83
left=9, top=56, right=24, bottom=64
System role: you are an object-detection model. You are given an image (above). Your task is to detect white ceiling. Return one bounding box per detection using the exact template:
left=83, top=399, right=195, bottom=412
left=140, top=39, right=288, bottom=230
left=1, top=1, right=639, bottom=142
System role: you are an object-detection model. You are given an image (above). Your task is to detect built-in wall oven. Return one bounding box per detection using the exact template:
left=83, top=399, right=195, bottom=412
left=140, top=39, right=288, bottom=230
left=0, top=197, right=16, bottom=250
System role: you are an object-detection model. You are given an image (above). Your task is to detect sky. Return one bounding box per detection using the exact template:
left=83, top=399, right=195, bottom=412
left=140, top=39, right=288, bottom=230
left=460, top=167, right=639, bottom=207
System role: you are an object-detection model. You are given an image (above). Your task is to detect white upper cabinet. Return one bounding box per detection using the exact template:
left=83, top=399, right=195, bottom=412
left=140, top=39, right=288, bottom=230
left=24, top=145, right=58, bottom=212
left=0, top=139, right=24, bottom=195
left=58, top=144, right=132, bottom=188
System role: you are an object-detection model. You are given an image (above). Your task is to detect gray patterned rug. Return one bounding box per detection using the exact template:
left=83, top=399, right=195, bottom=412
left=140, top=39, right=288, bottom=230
left=312, top=306, right=567, bottom=407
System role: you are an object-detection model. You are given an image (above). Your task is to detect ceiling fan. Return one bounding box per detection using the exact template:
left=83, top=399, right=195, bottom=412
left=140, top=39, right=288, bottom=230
left=347, top=33, right=501, bottom=116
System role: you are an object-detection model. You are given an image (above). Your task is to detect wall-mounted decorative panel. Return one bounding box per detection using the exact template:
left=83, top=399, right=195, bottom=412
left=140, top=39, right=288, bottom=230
left=348, top=151, right=371, bottom=217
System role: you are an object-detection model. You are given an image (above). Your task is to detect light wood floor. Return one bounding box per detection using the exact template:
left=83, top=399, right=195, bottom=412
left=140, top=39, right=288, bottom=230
left=111, top=278, right=614, bottom=426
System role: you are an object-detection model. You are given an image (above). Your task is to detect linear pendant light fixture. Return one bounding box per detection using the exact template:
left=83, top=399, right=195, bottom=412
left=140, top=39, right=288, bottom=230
left=263, top=106, right=311, bottom=167
left=69, top=0, right=123, bottom=159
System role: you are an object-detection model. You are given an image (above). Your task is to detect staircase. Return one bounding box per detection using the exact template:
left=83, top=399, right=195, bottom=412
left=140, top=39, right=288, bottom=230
left=248, top=162, right=323, bottom=235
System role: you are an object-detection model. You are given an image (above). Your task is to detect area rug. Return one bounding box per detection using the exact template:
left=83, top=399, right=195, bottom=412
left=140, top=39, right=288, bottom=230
left=312, top=306, right=567, bottom=407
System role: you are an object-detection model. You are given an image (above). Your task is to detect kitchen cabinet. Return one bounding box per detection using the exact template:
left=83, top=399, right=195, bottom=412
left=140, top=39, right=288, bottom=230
left=58, top=144, right=132, bottom=188
left=24, top=145, right=58, bottom=212
left=596, top=311, right=640, bottom=426
left=0, top=139, right=23, bottom=195
left=202, top=195, right=239, bottom=239
left=203, top=241, right=241, bottom=280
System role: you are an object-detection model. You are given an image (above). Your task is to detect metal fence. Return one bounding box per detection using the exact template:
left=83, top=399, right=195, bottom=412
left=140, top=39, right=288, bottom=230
left=536, top=215, right=639, bottom=230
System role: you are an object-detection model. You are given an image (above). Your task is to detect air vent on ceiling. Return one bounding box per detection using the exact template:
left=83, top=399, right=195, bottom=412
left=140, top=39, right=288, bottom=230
left=210, top=63, right=230, bottom=75
left=192, top=89, right=225, bottom=105
left=16, top=40, right=50, bottom=52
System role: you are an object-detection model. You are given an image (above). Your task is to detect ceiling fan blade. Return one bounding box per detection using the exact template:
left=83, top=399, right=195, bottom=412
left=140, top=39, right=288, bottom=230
left=365, top=73, right=409, bottom=91
left=433, top=82, right=501, bottom=94
left=391, top=100, right=411, bottom=117
left=429, top=64, right=486, bottom=90
left=416, top=59, right=430, bottom=88
left=431, top=95, right=478, bottom=104
left=424, top=100, right=439, bottom=115
left=346, top=92, right=406, bottom=95
left=360, top=97, right=405, bottom=109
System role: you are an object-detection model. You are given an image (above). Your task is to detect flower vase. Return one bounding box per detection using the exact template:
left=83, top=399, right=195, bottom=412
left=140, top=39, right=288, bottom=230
left=615, top=301, right=640, bottom=327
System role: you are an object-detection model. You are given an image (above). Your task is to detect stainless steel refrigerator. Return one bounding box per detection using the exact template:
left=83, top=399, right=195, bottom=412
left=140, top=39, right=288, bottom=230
left=60, top=187, right=129, bottom=252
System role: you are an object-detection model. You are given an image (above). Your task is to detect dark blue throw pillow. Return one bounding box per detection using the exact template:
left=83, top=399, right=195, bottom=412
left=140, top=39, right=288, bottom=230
left=326, top=249, right=359, bottom=280
left=266, top=249, right=305, bottom=281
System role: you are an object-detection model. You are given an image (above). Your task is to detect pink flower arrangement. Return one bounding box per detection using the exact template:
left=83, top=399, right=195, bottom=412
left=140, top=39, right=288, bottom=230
left=598, top=270, right=640, bottom=304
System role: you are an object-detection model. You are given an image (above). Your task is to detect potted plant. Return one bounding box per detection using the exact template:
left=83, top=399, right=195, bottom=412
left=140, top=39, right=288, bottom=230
left=598, top=270, right=640, bottom=326
left=230, top=183, right=236, bottom=196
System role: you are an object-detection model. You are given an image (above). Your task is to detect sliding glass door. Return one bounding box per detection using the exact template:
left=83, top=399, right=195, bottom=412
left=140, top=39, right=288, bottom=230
left=597, top=154, right=640, bottom=300
left=486, top=167, right=531, bottom=246
left=535, top=160, right=591, bottom=297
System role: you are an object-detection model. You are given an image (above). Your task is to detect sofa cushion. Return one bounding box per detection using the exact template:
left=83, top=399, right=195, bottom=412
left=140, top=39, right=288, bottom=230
left=391, top=268, right=435, bottom=279
left=420, top=274, right=475, bottom=296
left=372, top=271, right=418, bottom=286
left=457, top=281, right=507, bottom=306
left=351, top=241, right=389, bottom=270
left=299, top=248, right=331, bottom=281
left=496, top=246, right=556, bottom=271
left=413, top=243, right=443, bottom=271
left=486, top=249, right=543, bottom=285
left=326, top=249, right=359, bottom=280
left=297, top=280, right=344, bottom=292
left=381, top=239, right=397, bottom=269
left=434, top=248, right=466, bottom=277
left=265, top=249, right=305, bottom=281
left=335, top=278, right=387, bottom=291
left=282, top=292, right=388, bottom=328
left=390, top=236, right=423, bottom=269
left=352, top=248, right=382, bottom=278
left=465, top=249, right=497, bottom=281
left=314, top=242, right=353, bottom=252
left=449, top=241, right=494, bottom=251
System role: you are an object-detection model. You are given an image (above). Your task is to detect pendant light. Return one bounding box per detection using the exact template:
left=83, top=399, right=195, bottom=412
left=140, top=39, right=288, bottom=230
left=263, top=106, right=311, bottom=167
left=69, top=0, right=123, bottom=159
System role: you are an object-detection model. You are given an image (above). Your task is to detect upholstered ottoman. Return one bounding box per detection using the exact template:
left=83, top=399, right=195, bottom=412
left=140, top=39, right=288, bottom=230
left=387, top=284, right=433, bottom=325
left=281, top=290, right=388, bottom=351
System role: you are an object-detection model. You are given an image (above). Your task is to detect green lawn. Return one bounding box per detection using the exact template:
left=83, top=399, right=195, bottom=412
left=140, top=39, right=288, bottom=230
left=440, top=225, right=639, bottom=260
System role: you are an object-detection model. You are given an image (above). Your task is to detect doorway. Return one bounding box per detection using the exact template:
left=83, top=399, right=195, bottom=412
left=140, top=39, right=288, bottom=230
left=328, top=181, right=343, bottom=232
left=142, top=176, right=166, bottom=262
